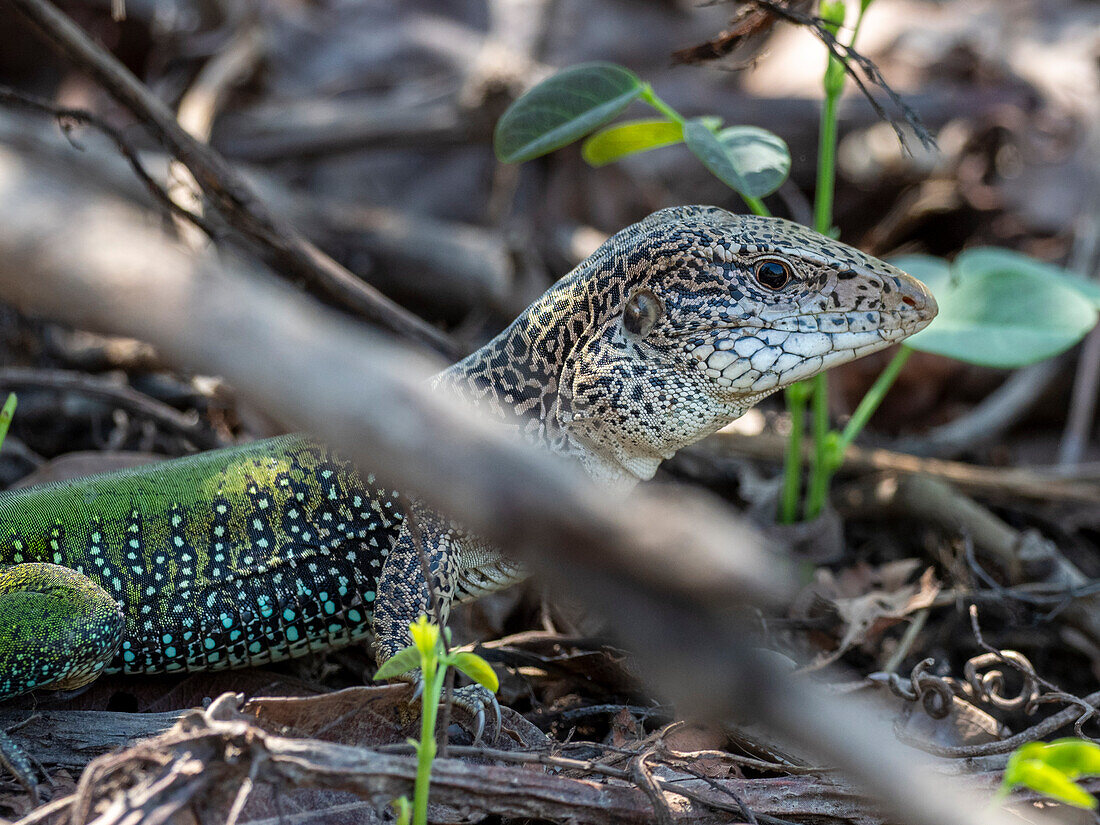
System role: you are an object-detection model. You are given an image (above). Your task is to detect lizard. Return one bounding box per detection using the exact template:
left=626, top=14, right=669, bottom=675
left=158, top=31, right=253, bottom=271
left=0, top=205, right=936, bottom=790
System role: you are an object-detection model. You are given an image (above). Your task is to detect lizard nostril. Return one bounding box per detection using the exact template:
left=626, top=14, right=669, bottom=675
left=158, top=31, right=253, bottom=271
left=902, top=295, right=917, bottom=308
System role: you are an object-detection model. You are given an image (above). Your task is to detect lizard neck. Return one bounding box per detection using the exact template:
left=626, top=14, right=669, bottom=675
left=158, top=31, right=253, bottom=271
left=432, top=257, right=642, bottom=486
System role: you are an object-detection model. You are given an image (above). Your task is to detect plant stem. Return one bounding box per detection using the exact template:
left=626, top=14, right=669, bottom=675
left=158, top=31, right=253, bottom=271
left=639, top=85, right=684, bottom=125
left=802, top=5, right=863, bottom=520
left=779, top=383, right=809, bottom=524
left=413, top=659, right=443, bottom=825
left=838, top=345, right=911, bottom=452
left=803, top=372, right=831, bottom=519
left=0, top=393, right=16, bottom=452
left=813, top=88, right=840, bottom=236
left=742, top=195, right=771, bottom=217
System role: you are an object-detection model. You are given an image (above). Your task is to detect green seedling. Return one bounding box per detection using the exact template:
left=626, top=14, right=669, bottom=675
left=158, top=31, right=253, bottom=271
left=375, top=616, right=499, bottom=825
left=998, top=738, right=1100, bottom=810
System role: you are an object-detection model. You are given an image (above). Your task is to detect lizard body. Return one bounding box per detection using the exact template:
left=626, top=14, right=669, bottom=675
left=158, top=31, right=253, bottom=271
left=0, top=206, right=936, bottom=708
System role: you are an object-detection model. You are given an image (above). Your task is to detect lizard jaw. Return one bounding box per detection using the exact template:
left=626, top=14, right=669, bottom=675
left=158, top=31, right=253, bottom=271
left=679, top=271, right=937, bottom=398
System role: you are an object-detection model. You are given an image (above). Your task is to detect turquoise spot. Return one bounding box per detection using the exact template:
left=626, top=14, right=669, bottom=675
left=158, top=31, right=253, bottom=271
left=260, top=604, right=273, bottom=618
left=348, top=609, right=362, bottom=624
left=286, top=627, right=300, bottom=642
left=123, top=651, right=136, bottom=663
left=230, top=630, right=242, bottom=642
left=204, top=638, right=216, bottom=650
left=249, top=642, right=262, bottom=654
left=282, top=608, right=296, bottom=622
left=323, top=600, right=336, bottom=615
left=221, top=616, right=234, bottom=629
left=162, top=634, right=173, bottom=645
left=164, top=646, right=177, bottom=658
left=365, top=591, right=376, bottom=603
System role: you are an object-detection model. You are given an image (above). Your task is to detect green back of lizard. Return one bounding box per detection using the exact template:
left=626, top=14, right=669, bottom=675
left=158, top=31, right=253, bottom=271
left=0, top=434, right=404, bottom=696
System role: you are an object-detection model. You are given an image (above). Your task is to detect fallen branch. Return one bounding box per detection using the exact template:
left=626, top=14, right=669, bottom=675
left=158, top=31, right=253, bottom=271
left=0, top=367, right=225, bottom=449
left=708, top=430, right=1100, bottom=504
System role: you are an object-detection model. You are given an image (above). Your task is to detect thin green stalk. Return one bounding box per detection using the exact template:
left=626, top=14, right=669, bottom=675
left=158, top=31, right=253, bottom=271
left=0, top=393, right=16, bottom=453
left=803, top=372, right=832, bottom=519
left=412, top=653, right=444, bottom=825
left=838, top=345, right=911, bottom=452
left=812, top=88, right=841, bottom=236
left=800, top=74, right=842, bottom=519
left=639, top=85, right=685, bottom=125
left=640, top=86, right=771, bottom=219
left=802, top=3, right=866, bottom=520
left=779, top=382, right=809, bottom=523
left=742, top=195, right=771, bottom=217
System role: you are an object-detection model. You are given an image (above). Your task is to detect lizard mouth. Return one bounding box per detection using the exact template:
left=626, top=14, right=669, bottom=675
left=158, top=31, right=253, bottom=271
left=676, top=306, right=935, bottom=395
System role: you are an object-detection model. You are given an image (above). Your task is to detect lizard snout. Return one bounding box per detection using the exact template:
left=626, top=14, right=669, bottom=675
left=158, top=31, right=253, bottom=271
left=893, top=270, right=938, bottom=324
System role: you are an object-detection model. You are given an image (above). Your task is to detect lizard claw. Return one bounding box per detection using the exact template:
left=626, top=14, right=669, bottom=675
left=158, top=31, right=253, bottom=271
left=400, top=676, right=500, bottom=743
left=450, top=684, right=501, bottom=745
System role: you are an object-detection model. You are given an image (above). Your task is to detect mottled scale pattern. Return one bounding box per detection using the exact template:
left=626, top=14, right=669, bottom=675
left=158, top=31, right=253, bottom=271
left=0, top=435, right=402, bottom=694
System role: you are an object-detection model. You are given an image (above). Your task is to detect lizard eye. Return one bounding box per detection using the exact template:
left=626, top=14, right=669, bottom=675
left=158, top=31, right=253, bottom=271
left=623, top=289, right=663, bottom=337
left=754, top=259, right=792, bottom=291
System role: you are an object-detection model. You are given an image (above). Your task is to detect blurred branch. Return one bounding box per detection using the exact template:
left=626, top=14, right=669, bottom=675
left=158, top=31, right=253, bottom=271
left=8, top=0, right=458, bottom=359
left=0, top=129, right=1024, bottom=825
left=709, top=424, right=1100, bottom=504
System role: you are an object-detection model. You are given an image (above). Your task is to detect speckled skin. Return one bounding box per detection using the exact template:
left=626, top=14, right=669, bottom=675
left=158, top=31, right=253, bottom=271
left=0, top=205, right=936, bottom=703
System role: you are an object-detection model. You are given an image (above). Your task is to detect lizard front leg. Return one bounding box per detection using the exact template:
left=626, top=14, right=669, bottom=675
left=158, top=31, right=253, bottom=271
left=371, top=501, right=461, bottom=664
left=371, top=502, right=500, bottom=738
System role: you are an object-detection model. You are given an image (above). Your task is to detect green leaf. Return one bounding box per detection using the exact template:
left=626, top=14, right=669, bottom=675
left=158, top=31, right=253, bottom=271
left=957, top=247, right=1100, bottom=310
left=447, top=651, right=500, bottom=693
left=717, top=127, right=791, bottom=197
left=581, top=119, right=684, bottom=166
left=374, top=644, right=421, bottom=681
left=494, top=63, right=644, bottom=163
left=1028, top=739, right=1100, bottom=779
left=905, top=251, right=1097, bottom=368
left=1003, top=758, right=1098, bottom=810
left=683, top=120, right=791, bottom=198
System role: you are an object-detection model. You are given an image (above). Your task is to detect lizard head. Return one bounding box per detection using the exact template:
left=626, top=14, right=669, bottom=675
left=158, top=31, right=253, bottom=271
left=556, top=205, right=937, bottom=483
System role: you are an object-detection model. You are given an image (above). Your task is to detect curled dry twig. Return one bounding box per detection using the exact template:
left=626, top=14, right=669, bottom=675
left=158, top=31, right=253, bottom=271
left=24, top=692, right=867, bottom=825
